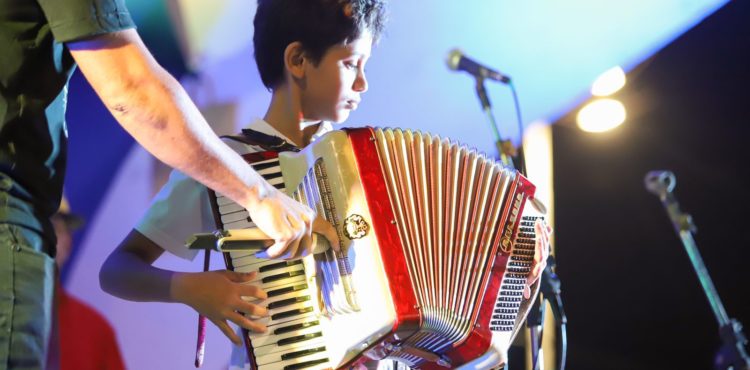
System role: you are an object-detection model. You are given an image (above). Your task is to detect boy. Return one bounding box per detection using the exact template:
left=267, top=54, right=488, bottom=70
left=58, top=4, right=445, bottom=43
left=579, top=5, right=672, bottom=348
left=100, top=0, right=387, bottom=367
left=100, top=0, right=548, bottom=368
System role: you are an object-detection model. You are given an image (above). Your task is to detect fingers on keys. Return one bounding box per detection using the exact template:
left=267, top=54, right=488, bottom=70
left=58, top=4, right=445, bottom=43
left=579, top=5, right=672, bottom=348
left=212, top=318, right=242, bottom=345
left=524, top=219, right=553, bottom=299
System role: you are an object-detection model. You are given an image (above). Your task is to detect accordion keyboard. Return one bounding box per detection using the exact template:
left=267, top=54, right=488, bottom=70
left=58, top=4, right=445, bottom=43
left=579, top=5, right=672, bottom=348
left=215, top=157, right=333, bottom=370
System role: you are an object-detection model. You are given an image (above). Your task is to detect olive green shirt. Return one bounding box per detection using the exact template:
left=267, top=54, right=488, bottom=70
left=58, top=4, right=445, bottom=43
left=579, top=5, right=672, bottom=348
left=0, top=0, right=134, bottom=246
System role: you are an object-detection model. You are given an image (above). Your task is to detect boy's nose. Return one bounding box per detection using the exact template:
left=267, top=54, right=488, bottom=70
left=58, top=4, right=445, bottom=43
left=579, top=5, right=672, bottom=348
left=354, top=70, right=368, bottom=93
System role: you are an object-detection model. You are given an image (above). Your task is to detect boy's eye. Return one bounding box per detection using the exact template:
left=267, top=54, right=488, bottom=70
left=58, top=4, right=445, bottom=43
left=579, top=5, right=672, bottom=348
left=344, top=61, right=357, bottom=69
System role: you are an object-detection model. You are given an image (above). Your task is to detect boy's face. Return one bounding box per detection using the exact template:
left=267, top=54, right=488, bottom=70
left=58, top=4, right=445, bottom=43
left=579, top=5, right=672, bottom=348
left=300, top=30, right=373, bottom=123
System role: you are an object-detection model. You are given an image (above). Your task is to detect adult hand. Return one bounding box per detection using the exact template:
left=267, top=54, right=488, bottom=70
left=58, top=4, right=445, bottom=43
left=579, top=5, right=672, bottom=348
left=246, top=184, right=340, bottom=260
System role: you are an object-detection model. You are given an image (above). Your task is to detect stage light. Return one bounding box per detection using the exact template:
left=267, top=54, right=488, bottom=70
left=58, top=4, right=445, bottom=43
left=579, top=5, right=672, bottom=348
left=591, top=66, right=626, bottom=96
left=576, top=98, right=626, bottom=133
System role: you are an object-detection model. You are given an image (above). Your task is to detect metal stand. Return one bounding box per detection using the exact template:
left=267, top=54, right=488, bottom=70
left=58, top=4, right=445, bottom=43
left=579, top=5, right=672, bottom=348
left=524, top=256, right=567, bottom=370
left=474, top=77, right=518, bottom=171
left=472, top=76, right=565, bottom=370
left=645, top=170, right=750, bottom=370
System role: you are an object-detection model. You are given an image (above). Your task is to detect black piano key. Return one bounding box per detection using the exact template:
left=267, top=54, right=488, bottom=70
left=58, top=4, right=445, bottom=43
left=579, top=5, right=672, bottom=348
left=274, top=320, right=320, bottom=335
left=268, top=296, right=311, bottom=310
left=277, top=332, right=323, bottom=346
left=280, top=346, right=327, bottom=361
left=263, top=171, right=283, bottom=181
left=284, top=358, right=329, bottom=370
left=252, top=161, right=280, bottom=171
left=262, top=269, right=306, bottom=284
left=259, top=260, right=303, bottom=273
left=272, top=306, right=314, bottom=321
left=267, top=283, right=309, bottom=298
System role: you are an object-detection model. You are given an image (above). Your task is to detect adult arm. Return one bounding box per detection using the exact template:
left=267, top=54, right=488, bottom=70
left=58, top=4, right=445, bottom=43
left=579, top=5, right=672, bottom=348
left=67, top=29, right=338, bottom=257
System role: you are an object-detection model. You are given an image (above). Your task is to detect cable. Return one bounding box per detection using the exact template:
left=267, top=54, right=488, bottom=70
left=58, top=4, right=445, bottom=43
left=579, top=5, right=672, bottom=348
left=508, top=81, right=527, bottom=176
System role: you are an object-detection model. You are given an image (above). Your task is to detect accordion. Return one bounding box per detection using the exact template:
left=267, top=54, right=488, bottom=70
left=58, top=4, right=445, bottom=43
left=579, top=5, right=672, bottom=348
left=207, top=127, right=544, bottom=370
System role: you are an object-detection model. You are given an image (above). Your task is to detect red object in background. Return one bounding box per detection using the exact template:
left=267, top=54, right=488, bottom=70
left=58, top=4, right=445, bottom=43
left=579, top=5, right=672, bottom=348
left=58, top=288, right=126, bottom=370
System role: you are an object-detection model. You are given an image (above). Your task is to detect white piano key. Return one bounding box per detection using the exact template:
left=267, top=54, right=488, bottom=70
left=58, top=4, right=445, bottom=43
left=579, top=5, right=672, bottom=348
left=224, top=219, right=256, bottom=230
left=258, top=357, right=332, bottom=370
left=231, top=256, right=265, bottom=270
left=251, top=158, right=280, bottom=167
left=254, top=273, right=307, bottom=291
left=249, top=264, right=305, bottom=285
left=257, top=166, right=282, bottom=176
left=267, top=300, right=314, bottom=318
left=216, top=195, right=234, bottom=206
left=232, top=254, right=301, bottom=271
left=229, top=249, right=255, bottom=259
left=219, top=202, right=245, bottom=214
left=243, top=280, right=308, bottom=303
left=267, top=176, right=285, bottom=187
left=250, top=318, right=322, bottom=348
left=249, top=315, right=317, bottom=337
left=221, top=211, right=249, bottom=224
left=252, top=301, right=315, bottom=328
left=255, top=336, right=327, bottom=363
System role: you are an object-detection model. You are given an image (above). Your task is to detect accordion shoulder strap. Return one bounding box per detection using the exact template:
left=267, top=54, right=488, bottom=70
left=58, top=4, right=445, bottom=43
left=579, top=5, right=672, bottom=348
left=220, top=128, right=300, bottom=153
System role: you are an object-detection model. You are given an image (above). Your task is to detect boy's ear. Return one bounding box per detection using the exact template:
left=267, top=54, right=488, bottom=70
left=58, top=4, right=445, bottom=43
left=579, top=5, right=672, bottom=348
left=284, top=41, right=306, bottom=79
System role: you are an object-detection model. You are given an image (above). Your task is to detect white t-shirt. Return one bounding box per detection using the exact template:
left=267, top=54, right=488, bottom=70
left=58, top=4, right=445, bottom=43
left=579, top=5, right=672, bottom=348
left=134, top=118, right=332, bottom=369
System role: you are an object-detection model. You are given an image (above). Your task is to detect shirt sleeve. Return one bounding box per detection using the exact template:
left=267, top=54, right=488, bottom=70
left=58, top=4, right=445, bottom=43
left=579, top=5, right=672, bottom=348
left=135, top=169, right=216, bottom=261
left=37, top=0, right=135, bottom=43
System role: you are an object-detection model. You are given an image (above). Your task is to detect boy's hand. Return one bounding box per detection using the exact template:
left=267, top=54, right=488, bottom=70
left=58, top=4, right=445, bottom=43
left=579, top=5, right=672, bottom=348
left=246, top=185, right=340, bottom=260
left=172, top=270, right=268, bottom=344
left=524, top=219, right=553, bottom=299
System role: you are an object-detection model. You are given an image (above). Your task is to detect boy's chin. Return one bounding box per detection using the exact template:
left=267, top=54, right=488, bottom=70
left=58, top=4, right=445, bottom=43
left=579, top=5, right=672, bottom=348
left=331, top=110, right=352, bottom=124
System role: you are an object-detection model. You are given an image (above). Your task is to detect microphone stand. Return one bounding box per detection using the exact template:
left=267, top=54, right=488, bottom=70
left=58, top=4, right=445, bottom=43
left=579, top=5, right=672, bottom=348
left=526, top=257, right=567, bottom=370
left=474, top=77, right=518, bottom=171
left=646, top=171, right=750, bottom=370
left=472, top=76, right=566, bottom=370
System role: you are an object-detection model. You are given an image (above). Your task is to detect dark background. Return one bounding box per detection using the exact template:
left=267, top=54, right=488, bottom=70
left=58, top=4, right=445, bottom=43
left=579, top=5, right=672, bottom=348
left=552, top=1, right=750, bottom=369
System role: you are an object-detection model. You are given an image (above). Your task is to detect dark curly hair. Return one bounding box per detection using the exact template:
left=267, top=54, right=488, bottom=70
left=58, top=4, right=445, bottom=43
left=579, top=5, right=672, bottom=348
left=254, top=0, right=387, bottom=89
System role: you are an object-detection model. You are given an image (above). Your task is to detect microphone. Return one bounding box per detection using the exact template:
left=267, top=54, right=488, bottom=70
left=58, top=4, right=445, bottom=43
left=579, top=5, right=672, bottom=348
left=446, top=49, right=511, bottom=84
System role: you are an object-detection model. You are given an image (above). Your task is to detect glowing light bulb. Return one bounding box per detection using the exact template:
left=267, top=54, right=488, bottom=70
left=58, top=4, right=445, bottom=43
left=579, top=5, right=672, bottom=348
left=576, top=98, right=626, bottom=133
left=591, top=66, right=626, bottom=96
